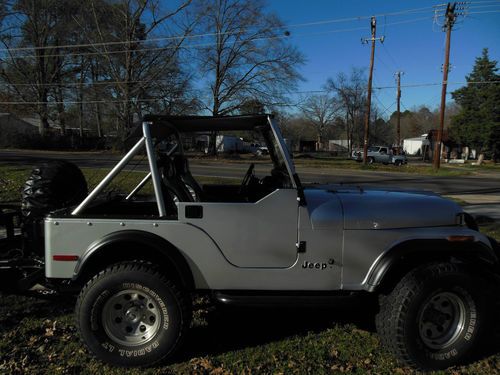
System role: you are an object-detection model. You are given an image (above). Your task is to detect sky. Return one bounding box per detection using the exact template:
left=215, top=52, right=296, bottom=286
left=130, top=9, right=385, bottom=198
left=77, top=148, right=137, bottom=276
left=266, top=0, right=500, bottom=117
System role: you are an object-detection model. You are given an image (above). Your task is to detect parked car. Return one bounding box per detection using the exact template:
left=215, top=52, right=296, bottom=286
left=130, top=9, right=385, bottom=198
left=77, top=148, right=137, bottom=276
left=1, top=114, right=499, bottom=371
left=248, top=142, right=269, bottom=156
left=352, top=146, right=407, bottom=166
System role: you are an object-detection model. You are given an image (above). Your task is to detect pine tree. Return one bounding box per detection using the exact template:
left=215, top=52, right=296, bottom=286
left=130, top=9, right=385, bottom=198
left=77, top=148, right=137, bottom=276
left=450, top=48, right=500, bottom=161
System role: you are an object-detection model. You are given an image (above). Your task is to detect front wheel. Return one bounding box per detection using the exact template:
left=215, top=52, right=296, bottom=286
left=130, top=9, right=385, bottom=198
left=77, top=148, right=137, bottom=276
left=376, top=262, right=486, bottom=370
left=75, top=262, right=191, bottom=367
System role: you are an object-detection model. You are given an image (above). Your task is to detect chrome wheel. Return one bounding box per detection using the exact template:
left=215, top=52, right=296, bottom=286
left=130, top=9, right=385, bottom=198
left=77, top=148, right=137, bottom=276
left=418, top=291, right=467, bottom=349
left=102, top=289, right=163, bottom=347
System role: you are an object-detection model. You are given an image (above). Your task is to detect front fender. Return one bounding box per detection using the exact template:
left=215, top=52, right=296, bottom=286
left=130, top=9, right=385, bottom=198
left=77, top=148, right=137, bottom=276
left=364, top=230, right=498, bottom=291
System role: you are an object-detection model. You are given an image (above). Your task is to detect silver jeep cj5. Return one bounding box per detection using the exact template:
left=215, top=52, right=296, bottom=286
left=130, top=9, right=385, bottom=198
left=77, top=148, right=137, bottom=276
left=1, top=115, right=499, bottom=370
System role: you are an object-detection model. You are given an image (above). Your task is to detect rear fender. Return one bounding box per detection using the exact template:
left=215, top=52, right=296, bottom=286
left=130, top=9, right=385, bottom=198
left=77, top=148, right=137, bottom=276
left=74, top=230, right=195, bottom=290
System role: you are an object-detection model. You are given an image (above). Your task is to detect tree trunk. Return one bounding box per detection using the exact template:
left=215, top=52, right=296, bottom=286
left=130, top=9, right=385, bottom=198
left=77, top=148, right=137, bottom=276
left=79, top=88, right=84, bottom=138
left=210, top=97, right=220, bottom=156
left=55, top=85, right=66, bottom=135
left=477, top=153, right=484, bottom=165
left=91, top=61, right=103, bottom=138
left=95, top=103, right=103, bottom=138
left=345, top=112, right=350, bottom=155
left=38, top=91, right=50, bottom=136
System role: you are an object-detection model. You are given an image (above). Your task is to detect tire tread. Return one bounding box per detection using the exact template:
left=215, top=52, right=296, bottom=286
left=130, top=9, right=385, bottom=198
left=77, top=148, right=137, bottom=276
left=75, top=260, right=191, bottom=367
left=375, top=262, right=471, bottom=369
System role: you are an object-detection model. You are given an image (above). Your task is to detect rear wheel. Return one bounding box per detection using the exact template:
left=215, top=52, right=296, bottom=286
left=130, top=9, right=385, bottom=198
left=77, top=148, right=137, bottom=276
left=76, top=262, right=191, bottom=367
left=394, top=159, right=403, bottom=166
left=376, top=262, right=486, bottom=370
left=368, top=157, right=375, bottom=164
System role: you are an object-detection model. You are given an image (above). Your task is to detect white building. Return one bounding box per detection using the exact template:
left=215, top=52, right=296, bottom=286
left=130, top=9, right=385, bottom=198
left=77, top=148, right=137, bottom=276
left=403, top=134, right=430, bottom=156
left=215, top=135, right=245, bottom=153
left=328, top=139, right=350, bottom=151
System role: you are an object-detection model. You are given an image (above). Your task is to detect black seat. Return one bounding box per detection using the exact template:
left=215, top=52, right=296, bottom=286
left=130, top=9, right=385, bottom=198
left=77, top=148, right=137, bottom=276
left=173, top=155, right=204, bottom=201
left=158, top=155, right=194, bottom=203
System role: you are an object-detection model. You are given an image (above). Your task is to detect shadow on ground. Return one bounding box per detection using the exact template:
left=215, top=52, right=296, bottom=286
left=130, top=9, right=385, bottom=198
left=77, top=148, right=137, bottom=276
left=180, top=296, right=378, bottom=361
left=0, top=290, right=499, bottom=374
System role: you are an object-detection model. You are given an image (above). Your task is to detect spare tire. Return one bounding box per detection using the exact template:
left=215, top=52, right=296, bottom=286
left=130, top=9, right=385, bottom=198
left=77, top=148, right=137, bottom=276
left=22, top=160, right=88, bottom=219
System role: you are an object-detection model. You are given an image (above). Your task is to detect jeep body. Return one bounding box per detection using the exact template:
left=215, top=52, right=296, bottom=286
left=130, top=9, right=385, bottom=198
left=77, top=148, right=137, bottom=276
left=39, top=115, right=499, bottom=369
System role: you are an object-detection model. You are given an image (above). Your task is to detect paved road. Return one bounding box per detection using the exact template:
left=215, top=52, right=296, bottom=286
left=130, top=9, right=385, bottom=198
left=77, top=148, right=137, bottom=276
left=1, top=149, right=500, bottom=197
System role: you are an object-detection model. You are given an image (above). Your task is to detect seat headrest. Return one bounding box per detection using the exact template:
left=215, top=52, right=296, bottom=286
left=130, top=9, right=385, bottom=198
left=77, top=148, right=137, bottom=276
left=173, top=155, right=189, bottom=175
left=158, top=155, right=176, bottom=178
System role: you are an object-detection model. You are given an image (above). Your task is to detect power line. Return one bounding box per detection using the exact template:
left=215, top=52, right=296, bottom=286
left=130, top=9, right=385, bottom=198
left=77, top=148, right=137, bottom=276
left=380, top=43, right=400, bottom=70
left=0, top=17, right=431, bottom=59
left=372, top=93, right=396, bottom=117
left=467, top=9, right=500, bottom=13
left=0, top=16, right=434, bottom=61
left=374, top=53, right=395, bottom=75
left=468, top=0, right=500, bottom=3
left=0, top=5, right=438, bottom=54
left=400, top=101, right=410, bottom=112
left=0, top=81, right=497, bottom=105
left=373, top=80, right=500, bottom=89
left=0, top=97, right=203, bottom=106
left=468, top=4, right=500, bottom=9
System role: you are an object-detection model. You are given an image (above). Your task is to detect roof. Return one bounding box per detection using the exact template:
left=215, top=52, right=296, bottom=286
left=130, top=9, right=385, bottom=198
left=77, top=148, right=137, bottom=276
left=141, top=114, right=272, bottom=137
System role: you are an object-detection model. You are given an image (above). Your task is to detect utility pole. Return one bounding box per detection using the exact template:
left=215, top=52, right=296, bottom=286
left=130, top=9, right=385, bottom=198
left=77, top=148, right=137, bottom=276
left=361, top=16, right=384, bottom=164
left=395, top=71, right=403, bottom=154
left=433, top=2, right=458, bottom=169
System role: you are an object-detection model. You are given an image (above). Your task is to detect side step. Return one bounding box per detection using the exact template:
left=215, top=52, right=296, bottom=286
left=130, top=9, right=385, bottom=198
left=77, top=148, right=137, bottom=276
left=213, top=291, right=363, bottom=308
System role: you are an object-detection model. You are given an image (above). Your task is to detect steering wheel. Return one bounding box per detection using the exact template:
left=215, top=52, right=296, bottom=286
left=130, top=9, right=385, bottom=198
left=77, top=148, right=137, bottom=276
left=239, top=163, right=255, bottom=195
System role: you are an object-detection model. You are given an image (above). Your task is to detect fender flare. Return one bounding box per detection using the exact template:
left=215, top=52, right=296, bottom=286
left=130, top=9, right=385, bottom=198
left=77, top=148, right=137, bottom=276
left=73, top=230, right=195, bottom=290
left=365, top=238, right=499, bottom=290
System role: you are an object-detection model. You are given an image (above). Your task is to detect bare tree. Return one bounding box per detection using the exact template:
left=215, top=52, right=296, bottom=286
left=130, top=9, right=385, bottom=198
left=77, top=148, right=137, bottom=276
left=194, top=0, right=304, bottom=153
left=326, top=68, right=366, bottom=153
left=301, top=94, right=339, bottom=151
left=85, top=0, right=194, bottom=138
left=0, top=0, right=79, bottom=135
left=370, top=107, right=394, bottom=146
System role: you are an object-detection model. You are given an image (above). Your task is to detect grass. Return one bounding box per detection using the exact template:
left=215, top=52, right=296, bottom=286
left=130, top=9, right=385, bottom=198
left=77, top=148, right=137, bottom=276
left=293, top=158, right=472, bottom=176
left=1, top=164, right=499, bottom=374
left=0, top=293, right=499, bottom=375
left=192, top=154, right=476, bottom=177
left=479, top=221, right=500, bottom=240
left=0, top=165, right=238, bottom=203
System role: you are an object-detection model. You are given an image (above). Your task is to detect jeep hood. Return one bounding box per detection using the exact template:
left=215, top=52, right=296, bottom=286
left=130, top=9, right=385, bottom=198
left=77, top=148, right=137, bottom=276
left=304, top=185, right=463, bottom=230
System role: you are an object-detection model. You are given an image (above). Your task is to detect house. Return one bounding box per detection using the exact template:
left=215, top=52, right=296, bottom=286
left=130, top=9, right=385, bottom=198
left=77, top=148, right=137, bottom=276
left=328, top=139, right=349, bottom=152
left=403, top=134, right=430, bottom=156
left=215, top=135, right=245, bottom=153
left=0, top=113, right=39, bottom=135
left=298, top=140, right=317, bottom=152
left=427, top=129, right=477, bottom=161
left=19, top=115, right=92, bottom=136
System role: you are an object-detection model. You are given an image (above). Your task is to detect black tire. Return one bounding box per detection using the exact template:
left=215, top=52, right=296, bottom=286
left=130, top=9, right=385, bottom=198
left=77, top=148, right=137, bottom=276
left=376, top=262, right=486, bottom=371
left=75, top=262, right=191, bottom=367
left=394, top=160, right=403, bottom=166
left=368, top=157, right=375, bottom=164
left=21, top=160, right=87, bottom=219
